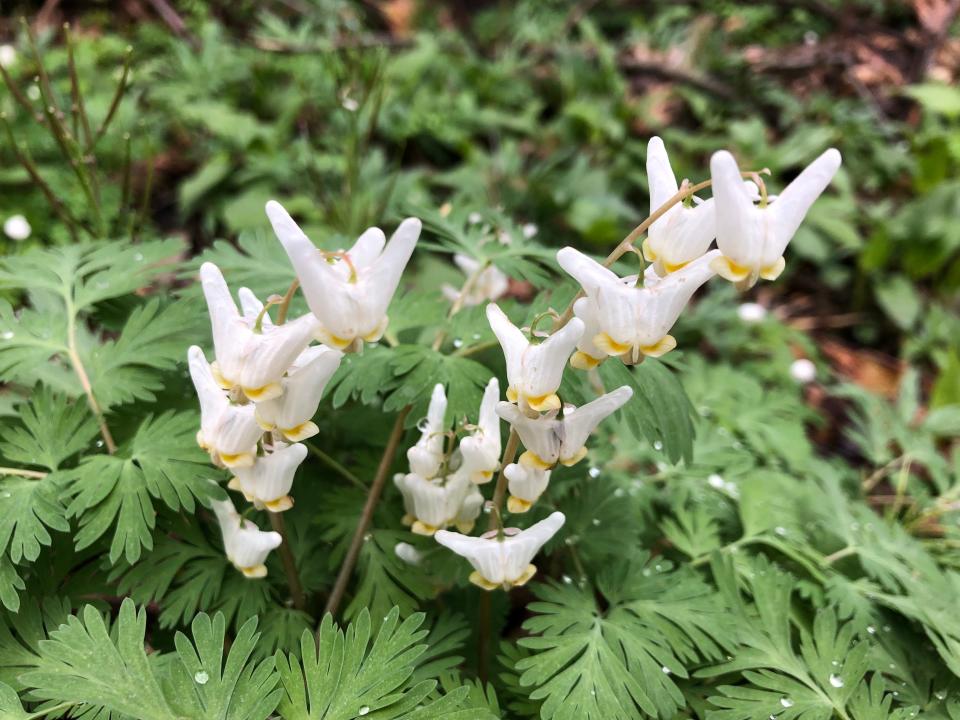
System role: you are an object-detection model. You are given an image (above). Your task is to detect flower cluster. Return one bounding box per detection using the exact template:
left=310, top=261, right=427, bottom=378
left=188, top=202, right=420, bottom=577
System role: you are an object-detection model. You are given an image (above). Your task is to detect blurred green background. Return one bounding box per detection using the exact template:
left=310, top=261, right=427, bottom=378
left=0, top=0, right=958, bottom=401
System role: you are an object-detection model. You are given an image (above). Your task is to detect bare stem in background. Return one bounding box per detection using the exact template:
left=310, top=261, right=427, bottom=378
left=66, top=304, right=116, bottom=454
left=269, top=510, right=307, bottom=611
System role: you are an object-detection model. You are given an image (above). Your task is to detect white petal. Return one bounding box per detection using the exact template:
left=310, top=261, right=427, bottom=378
left=647, top=136, right=680, bottom=212
left=348, top=226, right=387, bottom=270
left=556, top=247, right=620, bottom=297
left=453, top=253, right=480, bottom=275
left=634, top=249, right=720, bottom=343
left=710, top=151, right=759, bottom=266
left=237, top=287, right=271, bottom=327
left=435, top=530, right=506, bottom=583
left=522, top=317, right=584, bottom=399
left=560, top=386, right=633, bottom=461
left=200, top=263, right=244, bottom=378
left=500, top=511, right=565, bottom=579
left=233, top=442, right=307, bottom=504
left=771, top=148, right=841, bottom=256
left=363, top=217, right=421, bottom=327
left=505, top=463, right=551, bottom=503
left=486, top=304, right=528, bottom=392
left=496, top=402, right=561, bottom=466
left=572, top=297, right=604, bottom=360
left=237, top=313, right=319, bottom=390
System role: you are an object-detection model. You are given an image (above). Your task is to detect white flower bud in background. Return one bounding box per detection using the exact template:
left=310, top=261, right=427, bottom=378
left=3, top=215, right=31, bottom=241
left=790, top=358, right=817, bottom=384
left=394, top=542, right=424, bottom=566
left=737, top=302, right=767, bottom=323
left=522, top=223, right=538, bottom=238
left=441, top=254, right=509, bottom=307
left=0, top=44, right=16, bottom=69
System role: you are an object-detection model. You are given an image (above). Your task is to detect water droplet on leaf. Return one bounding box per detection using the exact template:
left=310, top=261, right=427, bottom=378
left=194, top=671, right=209, bottom=684
left=829, top=674, right=844, bottom=688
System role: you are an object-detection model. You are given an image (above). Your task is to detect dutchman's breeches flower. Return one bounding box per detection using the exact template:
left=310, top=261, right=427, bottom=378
left=200, top=262, right=319, bottom=402
left=710, top=147, right=841, bottom=288
left=188, top=346, right=261, bottom=468
left=504, top=463, right=551, bottom=513
left=407, top=383, right=448, bottom=480
left=496, top=386, right=633, bottom=470
left=558, top=247, right=720, bottom=364
left=434, top=511, right=566, bottom=590
left=486, top=303, right=584, bottom=412
left=266, top=200, right=421, bottom=351
left=228, top=441, right=307, bottom=512
left=212, top=498, right=282, bottom=578
left=254, top=345, right=343, bottom=442
left=394, top=471, right=483, bottom=536
left=456, top=377, right=502, bottom=484
left=442, top=253, right=509, bottom=306
left=642, top=136, right=716, bottom=276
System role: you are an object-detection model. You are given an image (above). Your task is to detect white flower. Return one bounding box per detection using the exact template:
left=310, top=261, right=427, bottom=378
left=486, top=303, right=584, bottom=412
left=456, top=377, right=501, bottom=484
left=228, top=441, right=307, bottom=512
left=504, top=463, right=551, bottom=514
left=569, top=296, right=607, bottom=370
left=737, top=302, right=768, bottom=323
left=642, top=137, right=716, bottom=275
left=407, top=383, right=448, bottom=480
left=441, top=254, right=509, bottom=306
left=710, top=148, right=841, bottom=287
left=522, top=223, right=539, bottom=239
left=266, top=200, right=421, bottom=350
left=434, top=511, right=565, bottom=590
left=790, top=358, right=817, bottom=384
left=557, top=247, right=720, bottom=363
left=3, top=214, right=31, bottom=241
left=393, top=471, right=483, bottom=536
left=254, top=345, right=343, bottom=441
left=0, top=45, right=16, bottom=69
left=495, top=386, right=633, bottom=469
left=200, top=262, right=318, bottom=402
left=188, top=346, right=261, bottom=468
left=394, top=542, right=424, bottom=566
left=211, top=498, right=282, bottom=578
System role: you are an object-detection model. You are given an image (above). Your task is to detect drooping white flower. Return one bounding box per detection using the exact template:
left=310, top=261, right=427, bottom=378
left=393, top=471, right=483, bottom=536
left=434, top=511, right=565, bottom=590
left=495, top=386, right=633, bottom=469
left=254, top=345, right=343, bottom=441
left=456, top=377, right=501, bottom=484
left=407, top=383, right=448, bottom=480
left=486, top=303, right=584, bottom=412
left=3, top=214, right=31, bottom=241
left=441, top=254, right=509, bottom=306
left=557, top=247, right=720, bottom=363
left=504, top=462, right=551, bottom=514
left=200, top=262, right=318, bottom=402
left=266, top=200, right=421, bottom=351
left=710, top=148, right=841, bottom=287
left=188, top=346, right=261, bottom=468
left=211, top=498, right=282, bottom=578
left=228, top=441, right=307, bottom=512
left=790, top=358, right=817, bottom=384
left=642, top=137, right=716, bottom=276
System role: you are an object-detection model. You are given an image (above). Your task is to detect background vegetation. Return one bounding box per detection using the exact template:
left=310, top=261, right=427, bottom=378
left=0, top=1, right=958, bottom=718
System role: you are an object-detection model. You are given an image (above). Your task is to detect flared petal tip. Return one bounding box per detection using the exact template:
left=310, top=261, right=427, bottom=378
left=647, top=135, right=665, bottom=153
left=710, top=149, right=739, bottom=174
left=821, top=147, right=842, bottom=169
left=199, top=261, right=222, bottom=282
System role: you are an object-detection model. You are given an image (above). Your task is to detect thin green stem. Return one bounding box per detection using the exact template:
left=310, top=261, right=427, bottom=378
left=306, top=441, right=365, bottom=490
left=268, top=510, right=307, bottom=611
left=87, top=46, right=132, bottom=153
left=66, top=298, right=116, bottom=454
left=822, top=545, right=858, bottom=565
left=487, top=429, right=520, bottom=532
left=0, top=466, right=47, bottom=479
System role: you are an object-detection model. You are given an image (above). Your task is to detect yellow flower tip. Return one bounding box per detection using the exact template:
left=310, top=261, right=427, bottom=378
left=401, top=514, right=415, bottom=527
left=220, top=452, right=255, bottom=469
left=227, top=477, right=242, bottom=492
left=243, top=382, right=283, bottom=402
left=469, top=571, right=500, bottom=591
left=507, top=495, right=533, bottom=514
left=641, top=237, right=657, bottom=262
left=210, top=362, right=234, bottom=390
left=525, top=392, right=561, bottom=412
left=593, top=332, right=632, bottom=357
left=709, top=255, right=753, bottom=283
left=317, top=329, right=353, bottom=350
left=513, top=564, right=537, bottom=588
left=411, top=520, right=439, bottom=536
left=254, top=413, right=276, bottom=432
left=265, top=495, right=294, bottom=512
left=472, top=470, right=494, bottom=485
left=196, top=430, right=209, bottom=451
left=519, top=450, right=553, bottom=471
left=454, top=520, right=476, bottom=533
left=663, top=259, right=690, bottom=274
left=362, top=316, right=389, bottom=343
left=282, top=421, right=319, bottom=442
left=760, top=256, right=786, bottom=281
left=559, top=446, right=588, bottom=467
left=506, top=386, right=519, bottom=403
left=640, top=335, right=677, bottom=358
left=570, top=351, right=601, bottom=371
left=240, top=564, right=268, bottom=579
